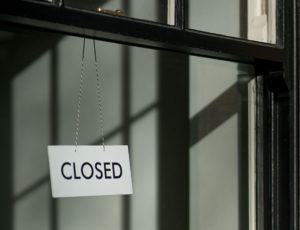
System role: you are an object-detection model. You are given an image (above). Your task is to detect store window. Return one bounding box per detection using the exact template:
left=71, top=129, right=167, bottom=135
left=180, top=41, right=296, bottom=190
left=0, top=0, right=296, bottom=230
left=2, top=30, right=252, bottom=230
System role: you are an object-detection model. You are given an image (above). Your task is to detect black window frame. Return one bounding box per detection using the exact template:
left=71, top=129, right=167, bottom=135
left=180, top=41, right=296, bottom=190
left=0, top=1, right=299, bottom=230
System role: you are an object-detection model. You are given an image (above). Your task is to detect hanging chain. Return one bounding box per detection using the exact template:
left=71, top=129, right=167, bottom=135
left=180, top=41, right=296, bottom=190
left=74, top=38, right=105, bottom=151
left=93, top=40, right=105, bottom=151
left=74, top=38, right=85, bottom=152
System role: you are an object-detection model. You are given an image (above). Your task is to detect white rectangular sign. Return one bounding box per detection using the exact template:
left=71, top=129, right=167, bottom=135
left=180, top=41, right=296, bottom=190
left=48, top=145, right=133, bottom=198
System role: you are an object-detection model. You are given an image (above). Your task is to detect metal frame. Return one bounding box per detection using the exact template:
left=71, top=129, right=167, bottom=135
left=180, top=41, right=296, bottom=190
left=0, top=1, right=283, bottom=65
left=0, top=0, right=299, bottom=230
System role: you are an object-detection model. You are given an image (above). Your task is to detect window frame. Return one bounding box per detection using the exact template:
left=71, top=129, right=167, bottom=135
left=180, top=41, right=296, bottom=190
left=0, top=1, right=299, bottom=230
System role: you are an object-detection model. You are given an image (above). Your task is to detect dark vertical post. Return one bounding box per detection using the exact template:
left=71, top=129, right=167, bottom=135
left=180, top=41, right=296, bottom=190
left=276, top=0, right=284, bottom=46
left=175, top=0, right=186, bottom=29
left=0, top=79, right=13, bottom=230
left=255, top=73, right=290, bottom=230
left=122, top=2, right=131, bottom=230
left=256, top=76, right=271, bottom=230
left=293, top=2, right=300, bottom=228
left=239, top=0, right=247, bottom=39
left=270, top=89, right=290, bottom=230
left=235, top=2, right=261, bottom=217
left=121, top=44, right=131, bottom=230
left=158, top=51, right=189, bottom=230
left=157, top=0, right=169, bottom=24
left=265, top=72, right=290, bottom=230
left=237, top=73, right=249, bottom=230
left=285, top=0, right=299, bottom=229
left=50, top=46, right=58, bottom=230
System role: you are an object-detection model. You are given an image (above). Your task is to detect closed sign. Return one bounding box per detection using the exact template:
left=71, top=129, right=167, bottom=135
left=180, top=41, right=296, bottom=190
left=48, top=145, right=133, bottom=198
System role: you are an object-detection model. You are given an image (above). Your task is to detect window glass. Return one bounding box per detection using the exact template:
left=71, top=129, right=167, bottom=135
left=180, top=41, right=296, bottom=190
left=2, top=28, right=253, bottom=230
left=32, top=0, right=174, bottom=25
left=7, top=31, right=159, bottom=230
left=188, top=0, right=277, bottom=43
left=189, top=56, right=254, bottom=229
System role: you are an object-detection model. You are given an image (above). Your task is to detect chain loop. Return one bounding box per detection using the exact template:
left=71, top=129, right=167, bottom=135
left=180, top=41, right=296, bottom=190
left=93, top=40, right=105, bottom=151
left=74, top=38, right=105, bottom=151
left=74, top=45, right=85, bottom=152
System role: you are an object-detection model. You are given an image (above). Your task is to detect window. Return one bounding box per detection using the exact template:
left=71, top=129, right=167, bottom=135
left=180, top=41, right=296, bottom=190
left=0, top=1, right=298, bottom=230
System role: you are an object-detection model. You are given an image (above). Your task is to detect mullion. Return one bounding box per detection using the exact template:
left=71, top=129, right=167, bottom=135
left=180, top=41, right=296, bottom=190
left=175, top=0, right=185, bottom=29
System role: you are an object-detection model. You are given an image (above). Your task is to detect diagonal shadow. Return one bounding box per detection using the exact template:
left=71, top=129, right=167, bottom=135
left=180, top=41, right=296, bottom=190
left=12, top=102, right=158, bottom=203
left=0, top=29, right=61, bottom=81
left=91, top=102, right=158, bottom=145
left=11, top=174, right=50, bottom=203
left=189, top=83, right=239, bottom=147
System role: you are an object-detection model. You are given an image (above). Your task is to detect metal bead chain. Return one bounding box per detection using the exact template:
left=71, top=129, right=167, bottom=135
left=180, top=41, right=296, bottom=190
left=74, top=60, right=84, bottom=152
left=95, top=61, right=105, bottom=151
left=74, top=39, right=105, bottom=152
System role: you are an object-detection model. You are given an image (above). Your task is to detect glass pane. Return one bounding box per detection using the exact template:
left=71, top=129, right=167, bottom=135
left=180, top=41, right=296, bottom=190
left=38, top=0, right=175, bottom=25
left=1, top=29, right=166, bottom=230
left=188, top=0, right=277, bottom=44
left=189, top=57, right=254, bottom=229
left=2, top=27, right=254, bottom=230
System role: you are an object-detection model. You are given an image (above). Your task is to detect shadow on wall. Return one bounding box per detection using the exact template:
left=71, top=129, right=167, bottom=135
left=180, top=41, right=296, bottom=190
left=2, top=30, right=162, bottom=230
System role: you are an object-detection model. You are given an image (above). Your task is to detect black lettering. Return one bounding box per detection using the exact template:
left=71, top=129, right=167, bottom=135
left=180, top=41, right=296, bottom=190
left=95, top=162, right=103, bottom=179
left=104, top=162, right=112, bottom=179
left=61, top=162, right=72, bottom=180
left=81, top=162, right=94, bottom=179
left=73, top=162, right=81, bottom=179
left=112, top=162, right=122, bottom=179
